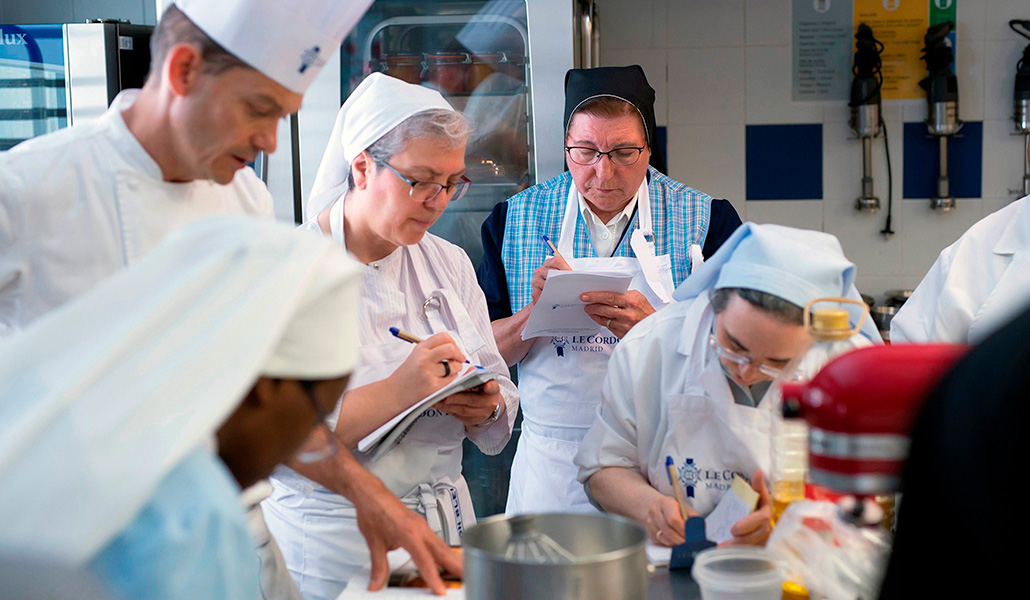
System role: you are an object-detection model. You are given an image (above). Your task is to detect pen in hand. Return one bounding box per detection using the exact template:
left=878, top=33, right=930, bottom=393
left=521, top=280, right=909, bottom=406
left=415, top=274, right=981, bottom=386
left=666, top=456, right=689, bottom=521
left=541, top=235, right=570, bottom=268
left=388, top=327, right=484, bottom=369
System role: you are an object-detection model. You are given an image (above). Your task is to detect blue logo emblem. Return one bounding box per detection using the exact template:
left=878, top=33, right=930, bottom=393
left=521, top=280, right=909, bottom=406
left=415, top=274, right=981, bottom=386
left=680, top=458, right=700, bottom=498
left=551, top=336, right=567, bottom=358
left=299, top=45, right=321, bottom=73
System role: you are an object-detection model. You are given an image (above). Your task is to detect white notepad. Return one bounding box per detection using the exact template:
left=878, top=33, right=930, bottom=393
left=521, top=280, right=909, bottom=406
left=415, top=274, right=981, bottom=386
left=357, top=364, right=496, bottom=460
left=521, top=270, right=633, bottom=339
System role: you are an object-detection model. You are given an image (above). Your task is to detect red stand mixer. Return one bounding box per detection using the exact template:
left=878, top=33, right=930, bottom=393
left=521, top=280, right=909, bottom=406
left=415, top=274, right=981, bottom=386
left=779, top=344, right=968, bottom=519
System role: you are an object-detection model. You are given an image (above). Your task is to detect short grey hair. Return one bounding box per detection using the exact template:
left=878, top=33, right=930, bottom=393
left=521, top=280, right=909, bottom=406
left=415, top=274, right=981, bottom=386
left=348, top=109, right=473, bottom=190
left=147, top=5, right=252, bottom=86
left=710, top=288, right=804, bottom=326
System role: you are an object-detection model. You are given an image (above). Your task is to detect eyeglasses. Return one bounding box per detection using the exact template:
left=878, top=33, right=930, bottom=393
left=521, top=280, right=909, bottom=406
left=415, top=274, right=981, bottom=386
left=379, top=162, right=472, bottom=203
left=294, top=380, right=340, bottom=464
left=565, top=146, right=645, bottom=167
left=708, top=333, right=789, bottom=380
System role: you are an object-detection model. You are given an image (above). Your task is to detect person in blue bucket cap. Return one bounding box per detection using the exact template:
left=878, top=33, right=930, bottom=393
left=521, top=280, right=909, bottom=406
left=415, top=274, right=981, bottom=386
left=575, top=223, right=881, bottom=548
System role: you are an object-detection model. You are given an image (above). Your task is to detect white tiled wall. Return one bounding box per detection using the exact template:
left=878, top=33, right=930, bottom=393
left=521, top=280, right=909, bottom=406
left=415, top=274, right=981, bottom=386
left=597, top=0, right=1030, bottom=301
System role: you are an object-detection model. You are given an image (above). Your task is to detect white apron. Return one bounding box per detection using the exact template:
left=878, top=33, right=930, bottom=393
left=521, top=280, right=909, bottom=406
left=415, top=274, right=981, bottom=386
left=654, top=307, right=771, bottom=517
left=507, top=181, right=675, bottom=514
left=263, top=198, right=479, bottom=600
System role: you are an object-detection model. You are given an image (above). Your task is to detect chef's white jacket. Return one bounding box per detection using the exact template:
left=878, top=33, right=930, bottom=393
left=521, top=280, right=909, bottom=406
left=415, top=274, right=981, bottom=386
left=891, top=195, right=1030, bottom=345
left=0, top=90, right=273, bottom=336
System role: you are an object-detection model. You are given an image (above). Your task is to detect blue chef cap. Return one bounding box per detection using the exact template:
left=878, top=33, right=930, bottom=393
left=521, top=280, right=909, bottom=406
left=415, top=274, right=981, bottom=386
left=673, top=223, right=880, bottom=340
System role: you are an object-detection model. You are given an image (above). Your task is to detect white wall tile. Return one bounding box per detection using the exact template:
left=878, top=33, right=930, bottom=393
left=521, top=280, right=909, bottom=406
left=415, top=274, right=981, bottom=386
left=668, top=46, right=745, bottom=124
left=981, top=119, right=1028, bottom=199
left=667, top=0, right=745, bottom=48
left=986, top=0, right=1030, bottom=41
left=900, top=198, right=984, bottom=278
left=745, top=45, right=822, bottom=124
left=984, top=39, right=1027, bottom=121
left=745, top=200, right=823, bottom=230
left=955, top=39, right=985, bottom=121
left=982, top=196, right=1020, bottom=220
left=957, top=0, right=986, bottom=42
left=666, top=124, right=746, bottom=213
left=822, top=116, right=904, bottom=277
left=596, top=0, right=662, bottom=49
left=653, top=0, right=669, bottom=48
left=602, top=48, right=669, bottom=126
left=745, top=0, right=790, bottom=46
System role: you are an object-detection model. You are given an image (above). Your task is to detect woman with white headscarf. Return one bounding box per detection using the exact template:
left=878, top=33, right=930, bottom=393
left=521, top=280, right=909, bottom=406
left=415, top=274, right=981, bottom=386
left=574, top=223, right=881, bottom=548
left=262, top=73, right=518, bottom=599
left=0, top=217, right=362, bottom=598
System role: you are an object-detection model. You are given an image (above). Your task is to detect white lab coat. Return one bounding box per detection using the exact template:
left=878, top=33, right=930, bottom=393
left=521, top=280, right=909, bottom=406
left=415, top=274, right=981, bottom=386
left=0, top=89, right=273, bottom=336
left=891, top=195, right=1030, bottom=345
left=575, top=293, right=869, bottom=517
left=263, top=198, right=518, bottom=600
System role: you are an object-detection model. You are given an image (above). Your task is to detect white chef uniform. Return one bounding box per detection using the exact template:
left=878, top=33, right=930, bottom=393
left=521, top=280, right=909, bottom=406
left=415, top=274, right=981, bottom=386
left=264, top=194, right=518, bottom=600
left=576, top=223, right=879, bottom=517
left=891, top=195, right=1030, bottom=345
left=0, top=90, right=273, bottom=336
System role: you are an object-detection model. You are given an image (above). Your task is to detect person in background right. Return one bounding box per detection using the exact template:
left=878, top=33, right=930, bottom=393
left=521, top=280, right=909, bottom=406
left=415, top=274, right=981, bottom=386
left=575, top=224, right=881, bottom=548
left=878, top=305, right=1028, bottom=599
left=890, top=136, right=1030, bottom=344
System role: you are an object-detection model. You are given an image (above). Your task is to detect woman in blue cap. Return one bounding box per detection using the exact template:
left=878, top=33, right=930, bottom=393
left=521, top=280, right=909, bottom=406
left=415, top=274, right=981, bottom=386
left=574, top=223, right=881, bottom=547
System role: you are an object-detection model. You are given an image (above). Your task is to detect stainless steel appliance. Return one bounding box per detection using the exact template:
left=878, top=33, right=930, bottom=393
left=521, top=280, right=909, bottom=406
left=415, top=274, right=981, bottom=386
left=919, top=21, right=961, bottom=212
left=0, top=20, right=151, bottom=151
left=463, top=512, right=649, bottom=600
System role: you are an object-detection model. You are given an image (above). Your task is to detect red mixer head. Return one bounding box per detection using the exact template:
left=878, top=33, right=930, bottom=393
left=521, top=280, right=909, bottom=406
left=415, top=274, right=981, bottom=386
left=780, top=344, right=967, bottom=496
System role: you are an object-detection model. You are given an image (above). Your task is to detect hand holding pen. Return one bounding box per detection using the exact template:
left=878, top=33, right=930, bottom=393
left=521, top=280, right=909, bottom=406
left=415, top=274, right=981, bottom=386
left=531, top=235, right=572, bottom=304
left=643, top=456, right=699, bottom=547
left=389, top=328, right=484, bottom=372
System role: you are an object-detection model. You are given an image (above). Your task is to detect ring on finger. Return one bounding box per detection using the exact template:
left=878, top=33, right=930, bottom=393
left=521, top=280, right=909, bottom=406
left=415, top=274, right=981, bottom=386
left=442, top=360, right=451, bottom=377
left=656, top=529, right=663, bottom=541
left=605, top=318, right=613, bottom=329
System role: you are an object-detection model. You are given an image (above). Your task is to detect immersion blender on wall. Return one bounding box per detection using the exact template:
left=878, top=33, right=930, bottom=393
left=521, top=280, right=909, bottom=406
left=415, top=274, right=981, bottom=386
left=919, top=21, right=961, bottom=211
left=1011, top=20, right=1030, bottom=198
left=849, top=24, right=896, bottom=239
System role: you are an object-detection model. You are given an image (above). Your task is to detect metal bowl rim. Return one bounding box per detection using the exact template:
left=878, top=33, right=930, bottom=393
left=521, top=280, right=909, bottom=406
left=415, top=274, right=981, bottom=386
left=462, top=512, right=648, bottom=566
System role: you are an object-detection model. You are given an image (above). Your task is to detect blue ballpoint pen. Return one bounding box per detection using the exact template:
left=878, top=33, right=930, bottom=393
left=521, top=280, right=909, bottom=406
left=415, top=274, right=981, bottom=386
left=388, top=327, right=484, bottom=369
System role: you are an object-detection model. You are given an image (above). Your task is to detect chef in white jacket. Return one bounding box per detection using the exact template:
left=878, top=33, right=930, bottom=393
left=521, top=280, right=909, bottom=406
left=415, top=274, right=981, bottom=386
left=0, top=0, right=371, bottom=336
left=0, top=217, right=362, bottom=599
left=0, top=1, right=467, bottom=596
left=575, top=223, right=880, bottom=547
left=262, top=73, right=518, bottom=600
left=891, top=139, right=1030, bottom=344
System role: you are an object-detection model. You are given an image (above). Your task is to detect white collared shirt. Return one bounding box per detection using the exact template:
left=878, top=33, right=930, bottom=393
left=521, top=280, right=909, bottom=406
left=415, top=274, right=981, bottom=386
left=577, top=191, right=638, bottom=258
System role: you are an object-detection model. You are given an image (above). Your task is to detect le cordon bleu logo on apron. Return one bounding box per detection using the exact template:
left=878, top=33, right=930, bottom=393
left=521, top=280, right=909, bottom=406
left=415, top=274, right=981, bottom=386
left=1, top=29, right=29, bottom=45
left=549, top=334, right=619, bottom=357
left=299, top=45, right=324, bottom=73
left=676, top=457, right=748, bottom=497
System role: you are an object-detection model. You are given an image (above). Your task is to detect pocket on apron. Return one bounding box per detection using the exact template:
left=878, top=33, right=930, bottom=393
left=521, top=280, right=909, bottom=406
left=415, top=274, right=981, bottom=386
left=510, top=428, right=595, bottom=514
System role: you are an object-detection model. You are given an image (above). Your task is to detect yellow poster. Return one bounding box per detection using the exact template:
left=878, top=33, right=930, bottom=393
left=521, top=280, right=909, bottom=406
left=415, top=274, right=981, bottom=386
left=853, top=0, right=930, bottom=100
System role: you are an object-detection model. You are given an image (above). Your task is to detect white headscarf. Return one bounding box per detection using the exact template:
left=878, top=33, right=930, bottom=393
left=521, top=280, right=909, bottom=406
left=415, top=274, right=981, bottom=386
left=175, top=0, right=374, bottom=94
left=674, top=222, right=881, bottom=341
left=307, top=73, right=456, bottom=220
left=0, top=216, right=361, bottom=564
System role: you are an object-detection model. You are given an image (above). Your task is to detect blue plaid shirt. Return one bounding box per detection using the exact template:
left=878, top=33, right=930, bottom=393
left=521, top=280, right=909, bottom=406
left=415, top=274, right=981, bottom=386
left=493, top=167, right=715, bottom=313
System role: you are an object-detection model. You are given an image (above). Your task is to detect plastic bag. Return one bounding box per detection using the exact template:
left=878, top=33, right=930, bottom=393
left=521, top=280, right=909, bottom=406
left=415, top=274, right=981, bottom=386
left=766, top=500, right=892, bottom=600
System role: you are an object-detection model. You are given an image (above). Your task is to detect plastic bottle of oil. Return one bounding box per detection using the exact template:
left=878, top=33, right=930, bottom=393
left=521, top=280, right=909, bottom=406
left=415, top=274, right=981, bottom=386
left=770, top=299, right=872, bottom=521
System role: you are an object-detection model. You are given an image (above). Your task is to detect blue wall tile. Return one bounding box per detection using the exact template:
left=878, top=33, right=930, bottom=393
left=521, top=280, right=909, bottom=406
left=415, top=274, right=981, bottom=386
left=746, top=124, right=822, bottom=200
left=902, top=121, right=982, bottom=199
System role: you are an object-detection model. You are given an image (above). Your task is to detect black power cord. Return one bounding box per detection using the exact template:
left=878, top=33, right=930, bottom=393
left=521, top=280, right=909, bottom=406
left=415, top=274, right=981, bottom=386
left=880, top=114, right=894, bottom=238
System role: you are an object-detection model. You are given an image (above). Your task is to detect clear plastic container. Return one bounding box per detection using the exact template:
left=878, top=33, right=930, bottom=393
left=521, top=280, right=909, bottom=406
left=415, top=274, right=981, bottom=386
left=691, top=546, right=785, bottom=600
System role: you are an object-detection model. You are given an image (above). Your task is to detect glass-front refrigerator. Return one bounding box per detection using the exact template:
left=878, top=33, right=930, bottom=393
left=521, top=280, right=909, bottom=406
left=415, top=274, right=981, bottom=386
left=0, top=20, right=151, bottom=151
